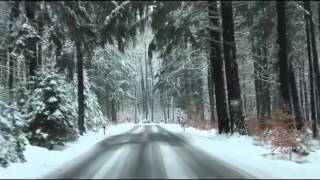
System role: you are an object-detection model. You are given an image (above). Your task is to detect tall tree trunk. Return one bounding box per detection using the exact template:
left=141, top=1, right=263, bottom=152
left=134, top=85, right=138, bottom=123
left=252, top=42, right=262, bottom=119
left=208, top=60, right=216, bottom=122
left=36, top=2, right=44, bottom=67
left=185, top=70, right=193, bottom=119
left=260, top=45, right=271, bottom=118
left=221, top=1, right=247, bottom=135
left=318, top=2, right=320, bottom=42
left=140, top=55, right=146, bottom=119
left=136, top=84, right=140, bottom=116
left=167, top=92, right=170, bottom=122
left=55, top=40, right=63, bottom=62
left=289, top=64, right=304, bottom=130
left=8, top=1, right=20, bottom=99
left=299, top=65, right=306, bottom=120
left=144, top=43, right=149, bottom=120
left=276, top=1, right=291, bottom=114
left=259, top=2, right=273, bottom=120
left=242, top=78, right=247, bottom=117
left=8, top=51, right=14, bottom=100
left=149, top=56, right=154, bottom=122
left=303, top=70, right=310, bottom=121
left=316, top=90, right=320, bottom=125
left=107, top=100, right=111, bottom=122
left=160, top=89, right=166, bottom=123
left=241, top=58, right=248, bottom=116
left=170, top=96, right=174, bottom=122
left=304, top=1, right=319, bottom=138
left=163, top=91, right=167, bottom=123
left=199, top=77, right=205, bottom=120
left=304, top=10, right=311, bottom=122
left=76, top=42, right=85, bottom=135
left=25, top=1, right=38, bottom=78
left=111, top=99, right=117, bottom=122
left=208, top=0, right=230, bottom=134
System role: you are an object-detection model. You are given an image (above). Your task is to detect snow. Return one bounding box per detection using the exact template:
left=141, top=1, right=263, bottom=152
left=47, top=96, right=58, bottom=103
left=51, top=109, right=63, bottom=118
left=104, top=1, right=130, bottom=25
left=0, top=123, right=136, bottom=179
left=161, top=124, right=320, bottom=179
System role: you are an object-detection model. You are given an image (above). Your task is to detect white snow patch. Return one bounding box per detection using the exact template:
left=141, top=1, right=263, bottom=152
left=47, top=96, right=58, bottom=103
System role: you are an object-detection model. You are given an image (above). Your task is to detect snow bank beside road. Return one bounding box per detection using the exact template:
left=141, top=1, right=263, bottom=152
left=0, top=123, right=135, bottom=179
left=161, top=124, right=320, bottom=179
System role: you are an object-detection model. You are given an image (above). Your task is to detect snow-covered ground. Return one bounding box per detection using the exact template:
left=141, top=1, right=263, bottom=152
left=0, top=123, right=136, bottom=179
left=161, top=124, right=320, bottom=179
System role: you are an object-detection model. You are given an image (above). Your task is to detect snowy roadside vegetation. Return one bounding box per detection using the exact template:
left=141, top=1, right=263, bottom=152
left=0, top=123, right=135, bottom=179
left=0, top=101, right=27, bottom=167
left=0, top=67, right=106, bottom=168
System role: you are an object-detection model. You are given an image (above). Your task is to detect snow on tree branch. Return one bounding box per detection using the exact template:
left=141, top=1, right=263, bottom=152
left=104, top=1, right=130, bottom=25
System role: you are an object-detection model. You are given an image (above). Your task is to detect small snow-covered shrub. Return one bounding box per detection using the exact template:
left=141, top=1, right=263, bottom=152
left=0, top=101, right=27, bottom=167
left=176, top=109, right=188, bottom=124
left=25, top=68, right=78, bottom=149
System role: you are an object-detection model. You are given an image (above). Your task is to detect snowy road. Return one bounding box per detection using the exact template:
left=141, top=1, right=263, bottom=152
left=42, top=125, right=255, bottom=179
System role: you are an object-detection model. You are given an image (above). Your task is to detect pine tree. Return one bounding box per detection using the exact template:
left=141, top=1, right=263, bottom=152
left=0, top=100, right=26, bottom=167
left=26, top=67, right=78, bottom=149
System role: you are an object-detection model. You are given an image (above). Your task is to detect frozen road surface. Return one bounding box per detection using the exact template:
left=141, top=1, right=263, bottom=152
left=42, top=125, right=255, bottom=179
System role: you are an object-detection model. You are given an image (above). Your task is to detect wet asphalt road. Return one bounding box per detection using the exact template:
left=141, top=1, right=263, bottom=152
left=42, top=125, right=255, bottom=179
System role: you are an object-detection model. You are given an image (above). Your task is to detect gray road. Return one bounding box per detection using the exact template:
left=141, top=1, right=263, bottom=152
left=42, top=125, right=255, bottom=179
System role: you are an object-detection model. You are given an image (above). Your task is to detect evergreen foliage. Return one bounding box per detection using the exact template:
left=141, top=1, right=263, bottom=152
left=0, top=101, right=26, bottom=167
left=25, top=67, right=78, bottom=148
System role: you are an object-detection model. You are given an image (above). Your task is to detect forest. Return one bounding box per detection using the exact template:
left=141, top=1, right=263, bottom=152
left=0, top=0, right=319, bottom=174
